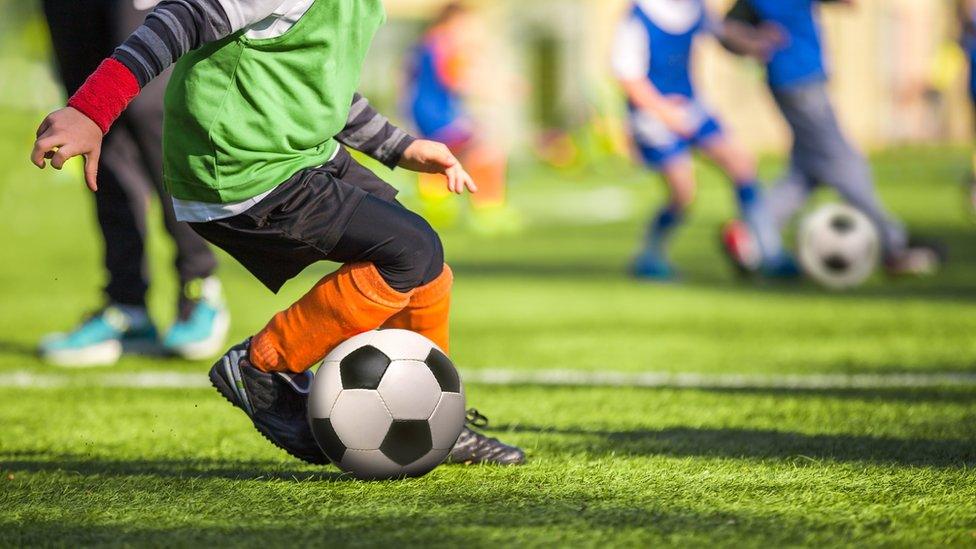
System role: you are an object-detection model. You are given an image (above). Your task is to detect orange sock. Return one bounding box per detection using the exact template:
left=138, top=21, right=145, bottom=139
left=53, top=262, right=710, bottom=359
left=381, top=264, right=453, bottom=353
left=250, top=263, right=411, bottom=373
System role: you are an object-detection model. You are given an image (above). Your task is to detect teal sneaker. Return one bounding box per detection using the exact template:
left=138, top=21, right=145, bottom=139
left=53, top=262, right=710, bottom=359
left=163, top=277, right=230, bottom=360
left=39, top=305, right=158, bottom=367
left=632, top=251, right=676, bottom=281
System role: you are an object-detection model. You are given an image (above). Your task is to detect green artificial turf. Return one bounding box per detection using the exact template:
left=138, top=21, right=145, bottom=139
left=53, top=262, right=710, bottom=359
left=1, top=107, right=975, bottom=546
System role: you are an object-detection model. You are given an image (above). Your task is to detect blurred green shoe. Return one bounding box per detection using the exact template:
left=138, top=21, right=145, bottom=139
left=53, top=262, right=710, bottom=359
left=39, top=305, right=158, bottom=367
left=163, top=277, right=230, bottom=361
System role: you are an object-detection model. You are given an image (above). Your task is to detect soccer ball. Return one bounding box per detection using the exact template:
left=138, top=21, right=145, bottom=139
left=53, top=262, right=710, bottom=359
left=307, top=330, right=466, bottom=480
left=798, top=203, right=880, bottom=289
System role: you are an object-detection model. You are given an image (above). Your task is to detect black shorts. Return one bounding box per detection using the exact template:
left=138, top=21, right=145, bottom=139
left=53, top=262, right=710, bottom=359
left=190, top=148, right=401, bottom=293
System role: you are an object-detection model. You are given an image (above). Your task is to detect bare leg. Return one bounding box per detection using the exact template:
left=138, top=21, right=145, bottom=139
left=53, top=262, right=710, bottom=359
left=638, top=156, right=696, bottom=260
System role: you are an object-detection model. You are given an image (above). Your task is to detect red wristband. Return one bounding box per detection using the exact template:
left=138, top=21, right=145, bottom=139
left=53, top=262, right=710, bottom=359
left=67, top=58, right=140, bottom=134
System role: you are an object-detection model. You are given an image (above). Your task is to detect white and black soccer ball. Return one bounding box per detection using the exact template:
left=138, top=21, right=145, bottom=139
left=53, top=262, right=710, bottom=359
left=307, top=330, right=466, bottom=480
left=798, top=203, right=880, bottom=290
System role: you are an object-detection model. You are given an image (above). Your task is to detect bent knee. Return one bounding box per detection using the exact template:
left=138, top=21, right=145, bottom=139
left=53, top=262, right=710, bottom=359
left=379, top=213, right=444, bottom=292
left=410, top=224, right=445, bottom=287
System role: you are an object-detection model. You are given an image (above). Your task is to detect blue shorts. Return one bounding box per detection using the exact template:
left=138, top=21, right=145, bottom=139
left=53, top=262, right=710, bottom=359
left=969, top=50, right=976, bottom=103
left=629, top=101, right=723, bottom=168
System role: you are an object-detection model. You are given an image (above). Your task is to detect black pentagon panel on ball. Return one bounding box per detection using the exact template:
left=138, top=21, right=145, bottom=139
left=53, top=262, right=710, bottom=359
left=424, top=348, right=461, bottom=393
left=380, top=420, right=433, bottom=466
left=310, top=418, right=346, bottom=464
left=823, top=254, right=850, bottom=274
left=340, top=346, right=392, bottom=390
left=831, top=214, right=857, bottom=234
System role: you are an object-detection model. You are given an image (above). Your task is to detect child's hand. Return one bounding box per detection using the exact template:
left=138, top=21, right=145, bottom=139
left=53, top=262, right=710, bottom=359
left=753, top=23, right=788, bottom=61
left=399, top=140, right=478, bottom=195
left=31, top=107, right=103, bottom=192
left=654, top=96, right=695, bottom=138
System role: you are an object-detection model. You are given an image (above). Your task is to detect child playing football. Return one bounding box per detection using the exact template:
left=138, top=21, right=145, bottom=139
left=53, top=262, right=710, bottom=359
left=31, top=0, right=524, bottom=466
left=723, top=0, right=944, bottom=275
left=613, top=0, right=795, bottom=280
left=959, top=0, right=976, bottom=216
left=405, top=2, right=521, bottom=235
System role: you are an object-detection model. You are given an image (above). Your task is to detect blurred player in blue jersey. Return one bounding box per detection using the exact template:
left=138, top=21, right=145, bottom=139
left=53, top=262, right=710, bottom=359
left=723, top=0, right=944, bottom=275
left=961, top=0, right=976, bottom=103
left=613, top=0, right=795, bottom=280
left=406, top=2, right=520, bottom=235
left=958, top=0, right=976, bottom=216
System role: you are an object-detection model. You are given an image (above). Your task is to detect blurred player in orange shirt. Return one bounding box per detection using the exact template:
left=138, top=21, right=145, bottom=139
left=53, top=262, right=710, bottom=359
left=406, top=2, right=522, bottom=235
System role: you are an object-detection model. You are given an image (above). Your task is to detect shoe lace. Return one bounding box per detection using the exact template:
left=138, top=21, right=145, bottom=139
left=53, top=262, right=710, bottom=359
left=454, top=411, right=516, bottom=461
left=465, top=408, right=490, bottom=429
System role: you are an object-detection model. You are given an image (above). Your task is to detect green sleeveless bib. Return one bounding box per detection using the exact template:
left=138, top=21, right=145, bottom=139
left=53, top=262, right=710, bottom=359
left=162, top=0, right=384, bottom=203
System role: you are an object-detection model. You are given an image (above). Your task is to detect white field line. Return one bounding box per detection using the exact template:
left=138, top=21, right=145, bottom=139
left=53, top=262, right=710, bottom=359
left=463, top=370, right=976, bottom=389
left=0, top=369, right=974, bottom=391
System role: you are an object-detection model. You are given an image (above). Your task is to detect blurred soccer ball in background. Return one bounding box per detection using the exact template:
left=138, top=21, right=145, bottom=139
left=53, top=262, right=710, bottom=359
left=798, top=203, right=880, bottom=290
left=307, top=330, right=466, bottom=480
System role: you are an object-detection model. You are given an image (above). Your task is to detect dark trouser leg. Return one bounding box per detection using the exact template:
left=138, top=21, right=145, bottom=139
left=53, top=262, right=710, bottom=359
left=44, top=0, right=218, bottom=306
left=96, top=128, right=153, bottom=306
left=43, top=1, right=148, bottom=306
left=774, top=83, right=908, bottom=256
left=767, top=164, right=817, bottom=231
left=110, top=1, right=218, bottom=289
left=41, top=1, right=111, bottom=94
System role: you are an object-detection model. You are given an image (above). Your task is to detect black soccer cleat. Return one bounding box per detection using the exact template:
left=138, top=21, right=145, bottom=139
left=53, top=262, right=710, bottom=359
left=209, top=339, right=328, bottom=465
left=447, top=409, right=526, bottom=466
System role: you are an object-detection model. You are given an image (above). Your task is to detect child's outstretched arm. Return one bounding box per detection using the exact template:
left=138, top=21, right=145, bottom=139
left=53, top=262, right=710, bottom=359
left=31, top=0, right=287, bottom=191
left=336, top=93, right=477, bottom=195
left=611, top=14, right=695, bottom=137
left=718, top=3, right=784, bottom=61
left=336, top=93, right=417, bottom=169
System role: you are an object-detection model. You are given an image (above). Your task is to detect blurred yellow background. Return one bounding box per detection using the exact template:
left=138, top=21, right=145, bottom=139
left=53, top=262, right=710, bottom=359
left=0, top=0, right=970, bottom=154
left=375, top=0, right=971, bottom=152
